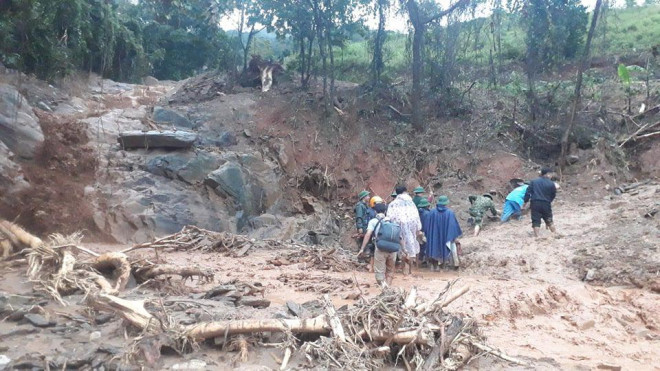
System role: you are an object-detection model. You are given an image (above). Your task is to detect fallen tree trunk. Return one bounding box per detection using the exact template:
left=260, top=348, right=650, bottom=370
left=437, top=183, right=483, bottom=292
left=185, top=316, right=331, bottom=340
left=88, top=293, right=162, bottom=332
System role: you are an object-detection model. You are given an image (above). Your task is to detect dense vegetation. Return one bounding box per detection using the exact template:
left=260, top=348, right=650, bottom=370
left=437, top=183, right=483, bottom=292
left=1, top=0, right=658, bottom=141
left=0, top=0, right=234, bottom=81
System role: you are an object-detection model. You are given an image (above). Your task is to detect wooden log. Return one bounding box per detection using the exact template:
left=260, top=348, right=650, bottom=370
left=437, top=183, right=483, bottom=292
left=440, top=286, right=470, bottom=308
left=88, top=293, right=162, bottom=332
left=358, top=328, right=433, bottom=345
left=324, top=294, right=346, bottom=342
left=184, top=315, right=331, bottom=341
left=417, top=286, right=470, bottom=315
left=280, top=347, right=292, bottom=370
left=404, top=287, right=418, bottom=309
left=466, top=338, right=529, bottom=366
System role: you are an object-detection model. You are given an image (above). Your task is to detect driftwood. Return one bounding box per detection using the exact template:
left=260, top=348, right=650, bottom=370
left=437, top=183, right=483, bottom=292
left=0, top=220, right=43, bottom=258
left=121, top=225, right=294, bottom=256
left=92, top=252, right=132, bottom=292
left=133, top=263, right=214, bottom=283
left=88, top=293, right=162, bottom=332
left=324, top=294, right=346, bottom=342
left=613, top=179, right=652, bottom=195
left=619, top=121, right=660, bottom=147
left=282, top=246, right=362, bottom=272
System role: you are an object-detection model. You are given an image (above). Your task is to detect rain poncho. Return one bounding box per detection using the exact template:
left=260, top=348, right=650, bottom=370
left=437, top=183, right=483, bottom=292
left=386, top=193, right=422, bottom=256
left=423, top=205, right=462, bottom=262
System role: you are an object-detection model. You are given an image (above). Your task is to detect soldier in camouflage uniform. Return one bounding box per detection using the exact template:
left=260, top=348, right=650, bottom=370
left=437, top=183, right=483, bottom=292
left=354, top=190, right=371, bottom=250
left=468, top=194, right=498, bottom=236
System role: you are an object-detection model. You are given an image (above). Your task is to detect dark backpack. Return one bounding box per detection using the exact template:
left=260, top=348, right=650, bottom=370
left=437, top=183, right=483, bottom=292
left=374, top=219, right=401, bottom=253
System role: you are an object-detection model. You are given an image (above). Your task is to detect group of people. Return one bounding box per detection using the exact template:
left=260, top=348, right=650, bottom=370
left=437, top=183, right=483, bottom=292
left=354, top=167, right=559, bottom=287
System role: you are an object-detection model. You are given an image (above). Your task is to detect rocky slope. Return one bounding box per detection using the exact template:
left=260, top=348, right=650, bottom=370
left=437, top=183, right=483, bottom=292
left=0, top=69, right=337, bottom=244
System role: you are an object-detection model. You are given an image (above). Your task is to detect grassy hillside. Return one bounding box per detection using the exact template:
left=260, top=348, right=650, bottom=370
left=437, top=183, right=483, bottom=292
left=319, top=4, right=660, bottom=84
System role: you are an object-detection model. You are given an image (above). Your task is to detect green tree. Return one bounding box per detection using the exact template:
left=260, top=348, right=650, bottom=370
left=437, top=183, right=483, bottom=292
left=402, top=0, right=471, bottom=130
left=370, top=0, right=390, bottom=86
left=521, top=0, right=587, bottom=119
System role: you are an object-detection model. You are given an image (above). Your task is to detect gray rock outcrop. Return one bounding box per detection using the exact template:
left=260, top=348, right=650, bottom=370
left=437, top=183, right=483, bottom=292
left=0, top=83, right=44, bottom=159
left=153, top=106, right=196, bottom=129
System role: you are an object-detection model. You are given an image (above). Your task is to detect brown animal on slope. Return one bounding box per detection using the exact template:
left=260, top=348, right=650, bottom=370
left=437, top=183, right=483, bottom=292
left=0, top=219, right=43, bottom=258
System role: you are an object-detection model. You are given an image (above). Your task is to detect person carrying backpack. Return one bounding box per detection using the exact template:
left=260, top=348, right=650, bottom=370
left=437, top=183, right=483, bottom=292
left=357, top=203, right=401, bottom=287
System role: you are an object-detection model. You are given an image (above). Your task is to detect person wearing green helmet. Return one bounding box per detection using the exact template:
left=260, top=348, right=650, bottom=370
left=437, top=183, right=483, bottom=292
left=390, top=191, right=397, bottom=202
left=417, top=198, right=431, bottom=261
left=354, top=190, right=371, bottom=250
left=412, top=186, right=426, bottom=208
left=424, top=196, right=463, bottom=270
left=468, top=192, right=499, bottom=236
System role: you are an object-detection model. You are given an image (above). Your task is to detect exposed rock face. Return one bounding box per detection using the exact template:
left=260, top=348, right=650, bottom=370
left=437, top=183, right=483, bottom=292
left=0, top=83, right=44, bottom=159
left=118, top=130, right=197, bottom=149
left=0, top=142, right=29, bottom=196
left=92, top=170, right=231, bottom=244
left=152, top=106, right=196, bottom=129
left=145, top=151, right=223, bottom=184
left=204, top=153, right=281, bottom=231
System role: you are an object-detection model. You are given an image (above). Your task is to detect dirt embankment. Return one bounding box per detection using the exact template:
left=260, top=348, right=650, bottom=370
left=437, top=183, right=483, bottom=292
left=4, top=111, right=100, bottom=237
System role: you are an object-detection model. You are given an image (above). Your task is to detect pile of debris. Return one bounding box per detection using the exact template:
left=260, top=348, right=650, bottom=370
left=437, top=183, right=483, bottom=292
left=1, top=219, right=214, bottom=305
left=167, top=71, right=232, bottom=104
left=277, top=272, right=365, bottom=294
left=270, top=246, right=364, bottom=272
left=125, top=225, right=311, bottom=258
left=1, top=220, right=526, bottom=369
left=86, top=282, right=526, bottom=370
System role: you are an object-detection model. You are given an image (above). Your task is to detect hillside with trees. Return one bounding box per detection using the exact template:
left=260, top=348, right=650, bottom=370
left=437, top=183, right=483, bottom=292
left=0, top=0, right=659, bottom=370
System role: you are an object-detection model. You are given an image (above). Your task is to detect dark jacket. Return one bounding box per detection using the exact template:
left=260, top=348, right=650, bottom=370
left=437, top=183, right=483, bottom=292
left=524, top=177, right=556, bottom=204
left=354, top=201, right=369, bottom=231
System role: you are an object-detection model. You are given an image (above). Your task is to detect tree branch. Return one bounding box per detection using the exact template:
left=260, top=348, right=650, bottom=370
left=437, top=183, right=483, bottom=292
left=424, top=0, right=471, bottom=24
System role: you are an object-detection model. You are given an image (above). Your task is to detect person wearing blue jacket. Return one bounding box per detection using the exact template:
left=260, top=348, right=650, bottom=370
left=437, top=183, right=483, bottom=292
left=501, top=182, right=529, bottom=222
left=423, top=196, right=463, bottom=271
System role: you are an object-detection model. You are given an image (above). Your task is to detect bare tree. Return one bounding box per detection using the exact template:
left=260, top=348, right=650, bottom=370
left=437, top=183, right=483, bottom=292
left=403, top=0, right=471, bottom=131
left=371, top=0, right=389, bottom=86
left=560, top=0, right=603, bottom=168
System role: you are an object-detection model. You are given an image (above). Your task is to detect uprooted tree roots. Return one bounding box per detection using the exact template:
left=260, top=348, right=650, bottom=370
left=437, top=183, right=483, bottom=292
left=1, top=221, right=216, bottom=304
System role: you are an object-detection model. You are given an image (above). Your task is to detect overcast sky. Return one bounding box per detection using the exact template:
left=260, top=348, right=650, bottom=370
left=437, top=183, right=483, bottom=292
left=219, top=0, right=645, bottom=33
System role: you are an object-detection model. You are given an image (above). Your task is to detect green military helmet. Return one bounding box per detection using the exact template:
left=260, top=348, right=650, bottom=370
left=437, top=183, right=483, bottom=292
left=413, top=186, right=425, bottom=194
left=418, top=199, right=431, bottom=208
left=358, top=190, right=370, bottom=200
left=437, top=195, right=449, bottom=206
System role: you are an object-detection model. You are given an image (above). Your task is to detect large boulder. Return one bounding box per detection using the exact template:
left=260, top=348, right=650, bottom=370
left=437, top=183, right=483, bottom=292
left=145, top=151, right=223, bottom=184
left=92, top=171, right=231, bottom=243
left=204, top=153, right=281, bottom=230
left=0, top=83, right=44, bottom=159
left=153, top=106, right=196, bottom=129
left=118, top=130, right=197, bottom=149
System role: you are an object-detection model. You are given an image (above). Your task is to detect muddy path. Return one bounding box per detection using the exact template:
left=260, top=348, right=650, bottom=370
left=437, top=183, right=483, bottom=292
left=2, top=185, right=658, bottom=370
